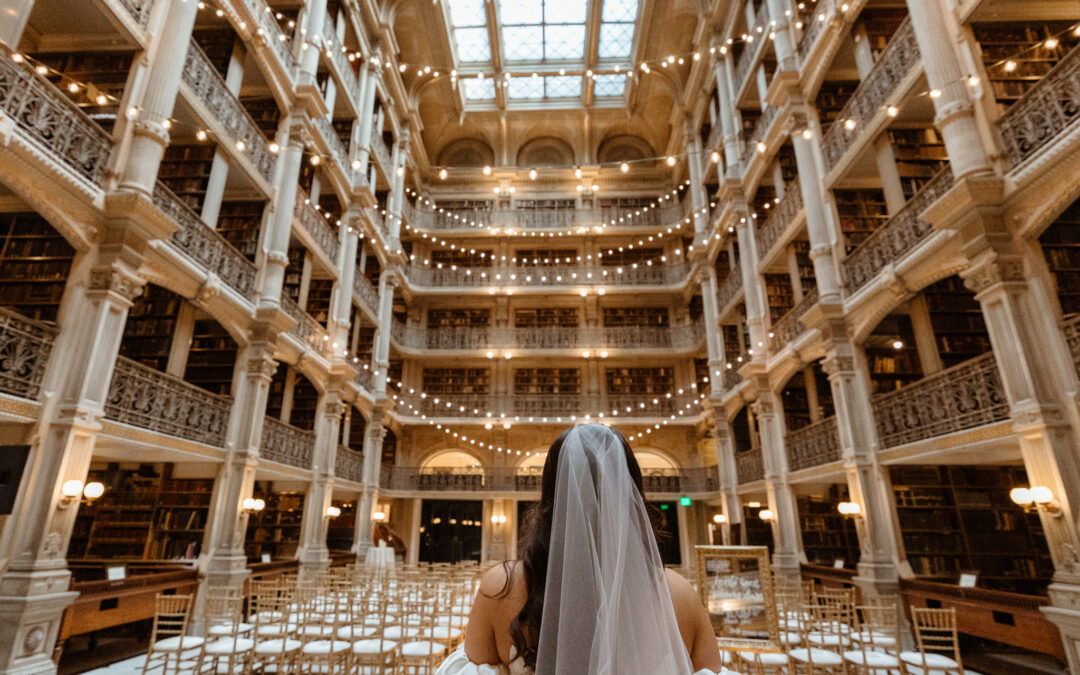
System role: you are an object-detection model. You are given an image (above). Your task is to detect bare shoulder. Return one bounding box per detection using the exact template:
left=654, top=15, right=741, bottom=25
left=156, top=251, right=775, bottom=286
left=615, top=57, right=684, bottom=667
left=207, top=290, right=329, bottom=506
left=664, top=568, right=699, bottom=605
left=478, top=560, right=524, bottom=599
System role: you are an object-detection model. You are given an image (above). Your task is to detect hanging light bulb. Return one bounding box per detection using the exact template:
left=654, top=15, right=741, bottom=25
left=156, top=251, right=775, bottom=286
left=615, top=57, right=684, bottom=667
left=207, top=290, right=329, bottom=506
left=620, top=162, right=630, bottom=173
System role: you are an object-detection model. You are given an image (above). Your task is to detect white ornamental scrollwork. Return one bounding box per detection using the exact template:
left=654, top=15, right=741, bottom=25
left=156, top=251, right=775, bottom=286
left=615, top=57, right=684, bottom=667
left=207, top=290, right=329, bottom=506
left=997, top=43, right=1080, bottom=168
left=785, top=416, right=841, bottom=471
left=260, top=416, right=315, bottom=469
left=0, top=306, right=57, bottom=400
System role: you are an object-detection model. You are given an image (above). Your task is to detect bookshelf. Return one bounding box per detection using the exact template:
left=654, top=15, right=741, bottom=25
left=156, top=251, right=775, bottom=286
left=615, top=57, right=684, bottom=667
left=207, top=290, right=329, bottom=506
left=605, top=367, right=673, bottom=395
left=289, top=373, right=320, bottom=432
left=816, top=80, right=859, bottom=125
left=1039, top=201, right=1080, bottom=315
left=346, top=409, right=366, bottom=453
left=923, top=277, right=992, bottom=368
left=431, top=249, right=493, bottom=267
left=428, top=309, right=490, bottom=328
left=159, top=144, right=217, bottom=212
left=798, top=487, right=861, bottom=567
left=514, top=308, right=578, bottom=327
left=793, top=241, right=817, bottom=295
left=80, top=466, right=161, bottom=559
left=866, top=314, right=923, bottom=394
left=382, top=429, right=397, bottom=465
left=887, top=128, right=949, bottom=200
left=834, top=189, right=888, bottom=253
left=764, top=273, right=794, bottom=324
left=890, top=465, right=1052, bottom=594
left=240, top=97, right=282, bottom=139
left=35, top=50, right=134, bottom=134
left=860, top=9, right=907, bottom=59
left=778, top=145, right=798, bottom=183
left=0, top=212, right=76, bottom=324
left=118, top=285, right=182, bottom=373
left=422, top=368, right=490, bottom=394
left=216, top=201, right=265, bottom=261
left=146, top=473, right=214, bottom=560
left=973, top=22, right=1079, bottom=108
left=305, top=279, right=333, bottom=326
left=513, top=369, right=580, bottom=395
left=601, top=307, right=670, bottom=327
left=245, top=486, right=305, bottom=561
left=722, top=325, right=743, bottom=361
left=600, top=247, right=663, bottom=267
left=182, top=317, right=238, bottom=396
left=715, top=250, right=730, bottom=276
left=326, top=501, right=356, bottom=552
left=752, top=186, right=777, bottom=221
left=283, top=246, right=306, bottom=303
left=192, top=29, right=235, bottom=77
left=742, top=504, right=774, bottom=553
left=781, top=370, right=813, bottom=431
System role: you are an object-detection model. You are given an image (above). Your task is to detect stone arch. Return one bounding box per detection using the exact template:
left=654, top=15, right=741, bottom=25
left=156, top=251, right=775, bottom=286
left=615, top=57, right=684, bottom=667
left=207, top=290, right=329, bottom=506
left=437, top=138, right=495, bottom=167
left=597, top=134, right=656, bottom=165
left=419, top=447, right=485, bottom=469
left=516, top=136, right=576, bottom=168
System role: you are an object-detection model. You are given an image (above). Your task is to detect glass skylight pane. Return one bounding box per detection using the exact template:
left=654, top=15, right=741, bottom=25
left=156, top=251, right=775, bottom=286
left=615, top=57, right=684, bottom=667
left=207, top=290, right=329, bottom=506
left=504, top=25, right=544, bottom=61
left=545, top=75, right=581, bottom=98
left=508, top=76, right=545, bottom=99
left=602, top=0, right=639, bottom=22
left=454, top=27, right=492, bottom=62
left=544, top=24, right=585, bottom=59
left=544, top=0, right=587, bottom=23
left=449, top=0, right=487, bottom=26
left=593, top=74, right=627, bottom=97
left=598, top=22, right=635, bottom=58
left=501, top=0, right=542, bottom=24
left=462, top=78, right=496, bottom=100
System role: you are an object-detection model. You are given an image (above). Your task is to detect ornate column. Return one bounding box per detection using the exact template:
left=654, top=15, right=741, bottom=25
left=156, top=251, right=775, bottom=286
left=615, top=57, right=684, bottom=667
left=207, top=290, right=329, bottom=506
left=789, top=112, right=842, bottom=301
left=297, top=392, right=347, bottom=577
left=387, top=128, right=410, bottom=243
left=372, top=272, right=398, bottom=396
left=735, top=203, right=768, bottom=354
left=685, top=118, right=708, bottom=235
left=713, top=420, right=743, bottom=540
left=259, top=120, right=308, bottom=304
left=330, top=206, right=360, bottom=354
left=713, top=48, right=742, bottom=173
left=354, top=408, right=387, bottom=558
left=0, top=257, right=145, bottom=672
left=752, top=392, right=804, bottom=582
left=353, top=58, right=379, bottom=178
left=700, top=266, right=725, bottom=398
left=766, top=0, right=798, bottom=71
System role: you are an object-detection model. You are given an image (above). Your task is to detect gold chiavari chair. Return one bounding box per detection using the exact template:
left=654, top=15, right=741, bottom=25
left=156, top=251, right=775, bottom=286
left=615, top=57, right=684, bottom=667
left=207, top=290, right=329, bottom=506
left=842, top=603, right=902, bottom=674
left=142, top=594, right=203, bottom=675
left=200, top=594, right=254, bottom=674
left=899, top=607, right=965, bottom=675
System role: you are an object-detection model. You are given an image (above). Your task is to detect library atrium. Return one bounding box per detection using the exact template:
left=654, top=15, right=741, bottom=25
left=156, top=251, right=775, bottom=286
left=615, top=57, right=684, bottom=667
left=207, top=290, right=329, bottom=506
left=0, top=0, right=1079, bottom=671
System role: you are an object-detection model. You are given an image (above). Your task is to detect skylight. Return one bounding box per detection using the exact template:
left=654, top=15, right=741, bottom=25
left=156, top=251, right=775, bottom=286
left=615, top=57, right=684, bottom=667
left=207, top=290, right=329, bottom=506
left=593, top=73, right=628, bottom=97
left=462, top=77, right=496, bottom=100
left=599, top=0, right=638, bottom=59
left=448, top=0, right=491, bottom=63
left=499, top=0, right=587, bottom=62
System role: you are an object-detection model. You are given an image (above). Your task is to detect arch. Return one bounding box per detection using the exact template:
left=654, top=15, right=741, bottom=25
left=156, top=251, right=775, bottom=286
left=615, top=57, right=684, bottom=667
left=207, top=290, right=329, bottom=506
left=597, top=134, right=655, bottom=164
left=849, top=263, right=969, bottom=344
left=514, top=447, right=678, bottom=470
left=437, top=138, right=496, bottom=167
left=516, top=136, right=576, bottom=168
left=420, top=448, right=484, bottom=470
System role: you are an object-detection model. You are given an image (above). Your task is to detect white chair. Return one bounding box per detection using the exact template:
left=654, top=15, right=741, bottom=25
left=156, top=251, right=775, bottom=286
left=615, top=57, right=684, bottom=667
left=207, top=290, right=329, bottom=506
left=788, top=604, right=848, bottom=674
left=142, top=594, right=204, bottom=675
left=842, top=603, right=901, bottom=674
left=199, top=594, right=254, bottom=674
left=899, top=607, right=965, bottom=675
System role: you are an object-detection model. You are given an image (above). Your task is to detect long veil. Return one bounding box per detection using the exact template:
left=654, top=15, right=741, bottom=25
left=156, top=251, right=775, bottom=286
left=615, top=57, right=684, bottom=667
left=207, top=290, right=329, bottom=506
left=535, top=424, right=694, bottom=675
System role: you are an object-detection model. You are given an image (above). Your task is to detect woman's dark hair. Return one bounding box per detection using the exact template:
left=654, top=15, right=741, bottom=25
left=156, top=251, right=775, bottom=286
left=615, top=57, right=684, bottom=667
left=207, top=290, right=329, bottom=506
left=491, top=426, right=663, bottom=669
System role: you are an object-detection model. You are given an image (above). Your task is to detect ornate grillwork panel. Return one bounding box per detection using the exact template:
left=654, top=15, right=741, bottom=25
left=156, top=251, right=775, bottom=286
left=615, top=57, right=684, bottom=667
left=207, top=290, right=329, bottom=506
left=733, top=1, right=771, bottom=94
left=735, top=449, right=765, bottom=484
left=512, top=395, right=582, bottom=418
left=723, top=366, right=743, bottom=390
left=314, top=116, right=352, bottom=180
left=335, top=446, right=364, bottom=483
left=716, top=271, right=744, bottom=312
left=741, top=104, right=781, bottom=168
left=406, top=264, right=689, bottom=289
left=1060, top=314, right=1080, bottom=382
left=0, top=53, right=113, bottom=184
left=756, top=180, right=803, bottom=260
left=872, top=352, right=1009, bottom=448
left=280, top=294, right=329, bottom=354
left=769, top=287, right=818, bottom=352
left=105, top=357, right=232, bottom=446
left=997, top=43, right=1080, bottom=168
left=797, top=0, right=833, bottom=63
left=820, top=19, right=919, bottom=172
left=243, top=0, right=296, bottom=73
left=843, top=167, right=953, bottom=292
left=118, top=0, right=154, bottom=27
left=260, top=416, right=315, bottom=469
left=353, top=272, right=380, bottom=316
left=0, top=307, right=57, bottom=400
left=294, top=197, right=341, bottom=262
left=785, top=416, right=841, bottom=471
left=154, top=183, right=257, bottom=297
left=379, top=466, right=719, bottom=494
left=369, top=126, right=393, bottom=171
left=320, top=23, right=362, bottom=107
left=513, top=326, right=580, bottom=349
left=182, top=40, right=275, bottom=182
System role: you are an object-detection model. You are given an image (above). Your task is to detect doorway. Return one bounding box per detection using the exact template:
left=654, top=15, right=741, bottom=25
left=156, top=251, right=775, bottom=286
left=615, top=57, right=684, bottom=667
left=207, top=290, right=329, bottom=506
left=419, top=499, right=483, bottom=563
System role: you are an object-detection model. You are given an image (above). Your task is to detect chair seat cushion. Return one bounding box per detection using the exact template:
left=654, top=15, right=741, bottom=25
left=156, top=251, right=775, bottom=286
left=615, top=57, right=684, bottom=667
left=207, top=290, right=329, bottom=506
left=352, top=638, right=398, bottom=655
left=153, top=636, right=205, bottom=652
left=208, top=622, right=253, bottom=636
left=301, top=640, right=352, bottom=655
left=426, top=625, right=464, bottom=640
left=900, top=651, right=960, bottom=668
left=383, top=625, right=421, bottom=640
left=254, top=638, right=302, bottom=655
left=789, top=647, right=844, bottom=666
left=738, top=651, right=788, bottom=666
left=807, top=633, right=848, bottom=647
left=844, top=650, right=900, bottom=668
left=204, top=637, right=255, bottom=655
left=400, top=640, right=447, bottom=657
left=850, top=631, right=897, bottom=648
left=336, top=625, right=377, bottom=640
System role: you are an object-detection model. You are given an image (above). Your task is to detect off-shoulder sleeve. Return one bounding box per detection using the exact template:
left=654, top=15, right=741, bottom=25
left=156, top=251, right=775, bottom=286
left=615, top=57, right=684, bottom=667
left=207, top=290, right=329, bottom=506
left=435, top=644, right=511, bottom=675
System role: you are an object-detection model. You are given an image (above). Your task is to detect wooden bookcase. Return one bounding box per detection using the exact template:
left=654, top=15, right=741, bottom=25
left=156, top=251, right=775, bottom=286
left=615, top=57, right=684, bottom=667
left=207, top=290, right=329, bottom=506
left=192, top=28, right=235, bottom=77
left=924, top=277, right=992, bottom=368
left=35, top=50, right=134, bottom=134
left=431, top=249, right=493, bottom=267
left=428, top=309, right=490, bottom=328
left=326, top=501, right=356, bottom=552
left=514, top=308, right=578, bottom=328
left=722, top=325, right=743, bottom=360
left=118, top=285, right=182, bottom=373
left=216, top=201, right=265, bottom=261
left=798, top=487, right=861, bottom=567
left=146, top=472, right=214, bottom=560
left=289, top=373, right=320, bottom=432
left=600, top=247, right=663, bottom=266
left=865, top=314, right=923, bottom=394
left=305, top=278, right=333, bottom=326
left=887, top=128, right=949, bottom=200
left=715, top=250, right=730, bottom=276
left=283, top=246, right=306, bottom=303
left=1039, top=201, right=1080, bottom=316
left=743, top=504, right=774, bottom=553
left=781, top=370, right=813, bottom=431
left=245, top=486, right=305, bottom=561
left=422, top=368, right=490, bottom=394
left=764, top=273, right=794, bottom=324
left=972, top=22, right=1079, bottom=108
left=793, top=241, right=817, bottom=295
left=0, top=212, right=76, bottom=324
left=75, top=467, right=159, bottom=559
left=752, top=185, right=777, bottom=221
left=890, top=465, right=1052, bottom=594
left=182, top=318, right=238, bottom=396
left=345, top=410, right=366, bottom=453
left=834, top=189, right=888, bottom=253
left=860, top=9, right=907, bottom=58
left=605, top=367, right=673, bottom=395
left=513, top=369, right=580, bottom=395
left=159, top=144, right=217, bottom=212
left=816, top=80, right=859, bottom=125
left=602, top=307, right=670, bottom=327
left=241, top=97, right=283, bottom=140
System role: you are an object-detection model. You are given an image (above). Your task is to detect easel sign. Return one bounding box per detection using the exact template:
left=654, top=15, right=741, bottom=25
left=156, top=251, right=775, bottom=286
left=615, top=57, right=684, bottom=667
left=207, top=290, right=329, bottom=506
left=694, top=545, right=781, bottom=654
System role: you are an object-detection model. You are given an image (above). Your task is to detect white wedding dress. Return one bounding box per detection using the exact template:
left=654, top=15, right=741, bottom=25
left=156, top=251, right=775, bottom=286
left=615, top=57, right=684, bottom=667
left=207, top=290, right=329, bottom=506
left=437, top=644, right=731, bottom=675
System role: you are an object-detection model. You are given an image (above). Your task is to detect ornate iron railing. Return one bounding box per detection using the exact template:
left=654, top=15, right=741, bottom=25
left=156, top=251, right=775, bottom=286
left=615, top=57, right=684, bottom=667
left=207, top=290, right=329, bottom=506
left=118, top=0, right=154, bottom=27
left=821, top=19, right=919, bottom=173
left=353, top=271, right=380, bottom=316
left=182, top=40, right=275, bottom=182
left=0, top=307, right=57, bottom=400
left=294, top=195, right=341, bottom=262
left=380, top=465, right=720, bottom=494
left=716, top=271, right=744, bottom=312
left=770, top=286, right=818, bottom=352
left=314, top=116, right=352, bottom=179
left=105, top=357, right=232, bottom=446
left=242, top=0, right=296, bottom=72
left=997, top=42, right=1080, bottom=168
left=409, top=205, right=683, bottom=232
left=366, top=207, right=388, bottom=239
left=723, top=366, right=743, bottom=390
left=785, top=416, right=841, bottom=471
left=260, top=416, right=315, bottom=469
left=796, top=0, right=833, bottom=64
left=369, top=125, right=393, bottom=172
left=741, top=104, right=781, bottom=168
left=756, top=180, right=803, bottom=260
left=280, top=294, right=329, bottom=354
left=320, top=23, right=362, bottom=109
left=1060, top=314, right=1080, bottom=382
left=354, top=368, right=374, bottom=392
left=410, top=393, right=699, bottom=420
left=154, top=183, right=257, bottom=297
left=733, top=1, right=772, bottom=95
left=872, top=352, right=1009, bottom=448
left=335, top=446, right=364, bottom=482
left=512, top=395, right=583, bottom=418
left=392, top=323, right=705, bottom=352
left=0, top=51, right=113, bottom=184
left=735, top=449, right=765, bottom=484
left=405, top=263, right=690, bottom=289
left=843, top=166, right=953, bottom=293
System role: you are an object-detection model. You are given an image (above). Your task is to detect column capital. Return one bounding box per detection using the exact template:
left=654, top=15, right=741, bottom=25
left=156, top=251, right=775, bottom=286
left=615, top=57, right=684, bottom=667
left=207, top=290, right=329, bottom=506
left=821, top=354, right=856, bottom=377
left=961, top=252, right=1026, bottom=296
left=87, top=266, right=145, bottom=303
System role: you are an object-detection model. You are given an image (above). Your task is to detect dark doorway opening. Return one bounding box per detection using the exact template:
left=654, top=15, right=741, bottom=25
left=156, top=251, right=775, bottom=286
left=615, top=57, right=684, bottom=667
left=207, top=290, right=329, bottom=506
left=419, top=499, right=483, bottom=563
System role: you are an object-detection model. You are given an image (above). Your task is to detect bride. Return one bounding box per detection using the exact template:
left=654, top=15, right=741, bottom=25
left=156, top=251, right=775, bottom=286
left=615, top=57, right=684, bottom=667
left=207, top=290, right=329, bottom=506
left=437, top=424, right=729, bottom=674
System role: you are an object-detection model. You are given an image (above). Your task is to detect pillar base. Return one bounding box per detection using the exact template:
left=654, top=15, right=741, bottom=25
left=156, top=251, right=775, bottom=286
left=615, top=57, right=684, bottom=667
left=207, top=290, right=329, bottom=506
left=853, top=560, right=900, bottom=599
left=1044, top=581, right=1080, bottom=673
left=298, top=547, right=332, bottom=582
left=191, top=552, right=250, bottom=633
left=0, top=569, right=78, bottom=674
left=772, top=552, right=803, bottom=589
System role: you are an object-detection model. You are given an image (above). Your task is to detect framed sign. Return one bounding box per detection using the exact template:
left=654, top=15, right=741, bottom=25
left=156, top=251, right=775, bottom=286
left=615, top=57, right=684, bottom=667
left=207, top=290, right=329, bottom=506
left=958, top=571, right=978, bottom=588
left=106, top=565, right=126, bottom=581
left=260, top=553, right=272, bottom=564
left=833, top=559, right=846, bottom=569
left=694, top=545, right=781, bottom=653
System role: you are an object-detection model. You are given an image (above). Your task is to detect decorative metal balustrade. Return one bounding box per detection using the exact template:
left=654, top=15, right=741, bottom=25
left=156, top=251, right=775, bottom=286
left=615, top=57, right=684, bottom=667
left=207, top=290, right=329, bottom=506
left=997, top=42, right=1080, bottom=168
left=369, top=126, right=393, bottom=172
left=320, top=23, right=362, bottom=109
left=354, top=368, right=374, bottom=392
left=118, top=0, right=154, bottom=27
left=389, top=322, right=705, bottom=352
left=411, top=393, right=699, bottom=420
left=820, top=19, right=919, bottom=173
left=843, top=166, right=953, bottom=293
left=418, top=394, right=498, bottom=418
left=353, top=271, right=380, bottom=316
left=408, top=205, right=682, bottom=232
left=512, top=395, right=583, bottom=418
left=756, top=180, right=803, bottom=260
left=0, top=50, right=113, bottom=185
left=512, top=326, right=580, bottom=349
left=716, top=271, right=744, bottom=312
left=735, top=448, right=765, bottom=484
left=335, top=446, right=364, bottom=483
left=785, top=416, right=841, bottom=471
left=154, top=183, right=257, bottom=297
left=1060, top=314, right=1080, bottom=382
left=313, top=116, right=353, bottom=181
left=379, top=465, right=720, bottom=494
left=405, top=263, right=690, bottom=289
left=105, top=357, right=232, bottom=447
left=733, top=0, right=772, bottom=95
left=260, top=416, right=315, bottom=469
left=872, top=352, right=1009, bottom=449
left=741, top=104, right=781, bottom=169
left=366, top=207, right=388, bottom=239
left=769, top=286, right=819, bottom=352
left=280, top=294, right=329, bottom=354
left=294, top=196, right=341, bottom=262
left=723, top=366, right=743, bottom=390
left=183, top=40, right=275, bottom=183
left=796, top=0, right=833, bottom=64
left=0, top=307, right=57, bottom=400
left=243, top=0, right=296, bottom=72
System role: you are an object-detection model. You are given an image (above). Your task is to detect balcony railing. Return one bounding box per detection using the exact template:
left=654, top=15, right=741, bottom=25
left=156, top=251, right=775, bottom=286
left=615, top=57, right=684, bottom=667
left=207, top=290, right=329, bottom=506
left=820, top=19, right=919, bottom=173
left=733, top=1, right=772, bottom=96
left=389, top=322, right=705, bottom=352
left=0, top=51, right=113, bottom=185
left=353, top=271, right=380, bottom=316
left=313, top=116, right=353, bottom=182
left=796, top=0, right=833, bottom=64
left=154, top=183, right=257, bottom=297
left=409, top=205, right=683, bottom=232
left=118, top=0, right=154, bottom=28
left=369, top=126, right=393, bottom=172
left=412, top=393, right=701, bottom=420
left=769, top=286, right=818, bottom=352
left=294, top=196, right=341, bottom=262
left=1060, top=314, right=1080, bottom=383
left=785, top=416, right=841, bottom=471
left=105, top=357, right=232, bottom=447
left=321, top=23, right=362, bottom=109
left=260, top=416, right=315, bottom=469
left=741, top=104, right=781, bottom=169
left=354, top=368, right=374, bottom=393
left=756, top=180, right=803, bottom=261
left=0, top=307, right=57, bottom=400
left=379, top=465, right=720, bottom=494
left=242, top=0, right=296, bottom=73
left=723, top=366, right=743, bottom=390
left=997, top=42, right=1080, bottom=168
left=872, top=352, right=1009, bottom=449
left=335, top=446, right=364, bottom=483
left=716, top=271, right=744, bottom=312
left=405, top=263, right=690, bottom=289
left=280, top=294, right=329, bottom=354
left=843, top=166, right=953, bottom=293
left=512, top=395, right=583, bottom=418
left=183, top=39, right=275, bottom=183
left=735, top=448, right=765, bottom=483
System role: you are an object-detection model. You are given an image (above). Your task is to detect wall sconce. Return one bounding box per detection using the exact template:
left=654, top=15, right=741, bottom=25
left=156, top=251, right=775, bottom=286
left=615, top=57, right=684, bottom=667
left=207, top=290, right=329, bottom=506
left=58, top=479, right=105, bottom=510
left=326, top=505, right=342, bottom=518
left=1010, top=486, right=1062, bottom=517
left=242, top=497, right=266, bottom=514
left=712, top=514, right=727, bottom=524
left=490, top=514, right=508, bottom=525
left=372, top=510, right=387, bottom=522
left=837, top=501, right=863, bottom=518
left=758, top=509, right=774, bottom=522
left=747, top=501, right=761, bottom=508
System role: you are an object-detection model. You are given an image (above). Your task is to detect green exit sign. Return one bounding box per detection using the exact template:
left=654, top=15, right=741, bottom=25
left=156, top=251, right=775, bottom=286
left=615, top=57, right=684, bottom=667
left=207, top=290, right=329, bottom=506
left=659, top=504, right=669, bottom=510
left=679, top=497, right=692, bottom=506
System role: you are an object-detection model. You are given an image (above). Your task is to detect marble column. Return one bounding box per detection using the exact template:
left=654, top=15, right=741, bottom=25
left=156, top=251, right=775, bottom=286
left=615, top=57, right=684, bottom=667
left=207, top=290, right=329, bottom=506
left=298, top=393, right=347, bottom=578
left=753, top=393, right=804, bottom=583
left=789, top=113, right=842, bottom=302
left=354, top=410, right=387, bottom=558
left=259, top=121, right=308, bottom=304
left=0, top=0, right=35, bottom=46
